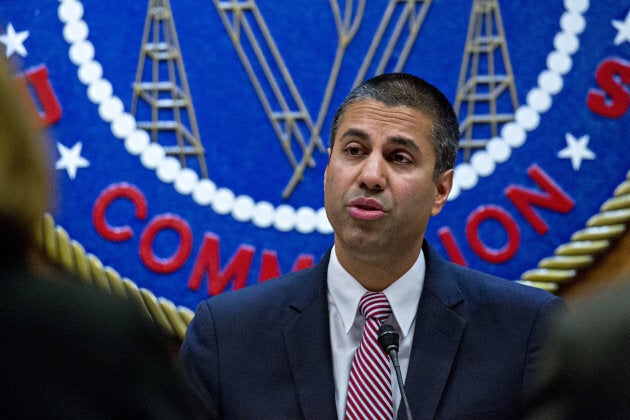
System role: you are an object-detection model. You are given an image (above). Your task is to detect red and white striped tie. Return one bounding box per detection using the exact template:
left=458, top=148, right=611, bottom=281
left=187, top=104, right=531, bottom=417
left=345, top=292, right=393, bottom=420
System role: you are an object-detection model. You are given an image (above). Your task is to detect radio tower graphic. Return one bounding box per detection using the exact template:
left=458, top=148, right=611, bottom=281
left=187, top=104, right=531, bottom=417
left=131, top=0, right=209, bottom=178
left=353, top=0, right=432, bottom=87
left=212, top=0, right=433, bottom=198
left=212, top=0, right=328, bottom=199
left=454, top=0, right=518, bottom=162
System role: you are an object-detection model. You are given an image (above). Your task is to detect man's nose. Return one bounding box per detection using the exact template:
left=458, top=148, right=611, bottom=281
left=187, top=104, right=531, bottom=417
left=359, top=154, right=387, bottom=192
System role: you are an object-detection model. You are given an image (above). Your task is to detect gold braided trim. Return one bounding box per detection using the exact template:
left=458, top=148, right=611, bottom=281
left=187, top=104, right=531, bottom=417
left=35, top=170, right=630, bottom=338
left=520, top=170, right=630, bottom=293
left=35, top=213, right=194, bottom=341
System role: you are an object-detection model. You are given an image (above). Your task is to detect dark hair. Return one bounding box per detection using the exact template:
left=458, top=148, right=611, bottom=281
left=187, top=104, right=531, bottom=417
left=0, top=57, right=52, bottom=260
left=329, top=73, right=460, bottom=180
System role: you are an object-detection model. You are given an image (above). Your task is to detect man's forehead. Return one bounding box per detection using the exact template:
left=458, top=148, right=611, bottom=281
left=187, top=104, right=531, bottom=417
left=337, top=100, right=434, bottom=137
left=341, top=99, right=434, bottom=124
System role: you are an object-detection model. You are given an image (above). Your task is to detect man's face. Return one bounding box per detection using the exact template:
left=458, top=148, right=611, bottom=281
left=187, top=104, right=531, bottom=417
left=324, top=99, right=453, bottom=262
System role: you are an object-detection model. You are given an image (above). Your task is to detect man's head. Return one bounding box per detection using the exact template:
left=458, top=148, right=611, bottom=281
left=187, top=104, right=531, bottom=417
left=0, top=57, right=52, bottom=260
left=329, top=73, right=459, bottom=181
left=324, top=73, right=458, bottom=286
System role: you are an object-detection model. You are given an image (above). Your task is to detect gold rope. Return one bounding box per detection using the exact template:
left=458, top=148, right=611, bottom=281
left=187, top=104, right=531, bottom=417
left=36, top=169, right=630, bottom=339
left=35, top=213, right=194, bottom=341
left=520, top=170, right=630, bottom=292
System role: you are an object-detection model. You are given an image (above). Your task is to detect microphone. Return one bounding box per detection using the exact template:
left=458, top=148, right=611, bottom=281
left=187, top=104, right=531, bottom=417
left=378, top=324, right=412, bottom=420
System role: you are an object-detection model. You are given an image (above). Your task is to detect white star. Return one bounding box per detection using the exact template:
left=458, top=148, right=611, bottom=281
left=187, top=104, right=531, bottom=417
left=0, top=23, right=29, bottom=58
left=612, top=10, right=630, bottom=45
left=56, top=142, right=90, bottom=179
left=557, top=133, right=595, bottom=171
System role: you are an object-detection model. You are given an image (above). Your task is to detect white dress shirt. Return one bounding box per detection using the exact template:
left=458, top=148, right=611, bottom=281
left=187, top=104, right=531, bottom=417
left=327, top=245, right=426, bottom=419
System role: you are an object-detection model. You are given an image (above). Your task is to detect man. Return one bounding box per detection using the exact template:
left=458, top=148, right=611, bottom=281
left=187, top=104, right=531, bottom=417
left=0, top=56, right=207, bottom=418
left=180, top=73, right=564, bottom=419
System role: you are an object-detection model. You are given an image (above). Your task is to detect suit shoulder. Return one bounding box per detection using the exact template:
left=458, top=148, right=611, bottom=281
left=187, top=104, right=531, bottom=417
left=424, top=241, right=559, bottom=307
left=446, top=260, right=561, bottom=308
left=196, top=261, right=326, bottom=315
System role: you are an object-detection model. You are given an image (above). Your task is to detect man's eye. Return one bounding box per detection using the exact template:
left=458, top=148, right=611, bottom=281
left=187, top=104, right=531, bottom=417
left=346, top=146, right=361, bottom=155
left=392, top=153, right=410, bottom=163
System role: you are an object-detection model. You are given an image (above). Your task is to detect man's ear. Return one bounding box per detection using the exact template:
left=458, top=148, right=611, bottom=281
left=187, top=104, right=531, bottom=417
left=431, top=169, right=454, bottom=216
left=323, top=148, right=331, bottom=187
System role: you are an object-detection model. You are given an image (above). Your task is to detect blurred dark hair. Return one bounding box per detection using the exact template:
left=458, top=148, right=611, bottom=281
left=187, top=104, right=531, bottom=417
left=0, top=57, right=53, bottom=261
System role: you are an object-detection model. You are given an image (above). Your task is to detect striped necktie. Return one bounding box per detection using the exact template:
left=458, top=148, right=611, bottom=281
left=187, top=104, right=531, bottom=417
left=345, top=292, right=393, bottom=419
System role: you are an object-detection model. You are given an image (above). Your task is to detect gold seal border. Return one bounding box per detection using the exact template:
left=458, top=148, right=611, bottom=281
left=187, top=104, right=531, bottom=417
left=519, top=170, right=630, bottom=292
left=36, top=213, right=194, bottom=341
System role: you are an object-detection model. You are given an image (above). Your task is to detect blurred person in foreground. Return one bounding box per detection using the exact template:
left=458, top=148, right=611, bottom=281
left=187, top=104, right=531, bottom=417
left=180, top=73, right=565, bottom=419
left=0, top=57, right=206, bottom=418
left=526, top=279, right=630, bottom=419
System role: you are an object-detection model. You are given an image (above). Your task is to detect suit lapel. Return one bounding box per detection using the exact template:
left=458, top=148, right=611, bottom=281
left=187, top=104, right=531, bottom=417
left=402, top=243, right=467, bottom=419
left=283, top=252, right=338, bottom=419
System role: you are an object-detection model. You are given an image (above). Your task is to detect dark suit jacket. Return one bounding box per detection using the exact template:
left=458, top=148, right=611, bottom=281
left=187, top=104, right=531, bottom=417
left=180, top=241, right=564, bottom=419
left=525, top=282, right=630, bottom=419
left=0, top=262, right=207, bottom=419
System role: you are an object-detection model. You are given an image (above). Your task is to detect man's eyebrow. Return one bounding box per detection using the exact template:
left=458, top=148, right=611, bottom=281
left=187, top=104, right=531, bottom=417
left=339, top=129, right=422, bottom=153
left=388, top=136, right=421, bottom=153
left=339, top=128, right=369, bottom=141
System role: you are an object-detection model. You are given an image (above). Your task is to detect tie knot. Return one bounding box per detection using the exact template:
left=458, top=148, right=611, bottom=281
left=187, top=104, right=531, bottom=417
left=359, top=292, right=392, bottom=322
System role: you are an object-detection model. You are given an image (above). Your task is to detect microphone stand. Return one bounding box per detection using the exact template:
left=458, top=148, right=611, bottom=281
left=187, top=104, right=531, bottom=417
left=387, top=347, right=412, bottom=420
left=378, top=324, right=413, bottom=420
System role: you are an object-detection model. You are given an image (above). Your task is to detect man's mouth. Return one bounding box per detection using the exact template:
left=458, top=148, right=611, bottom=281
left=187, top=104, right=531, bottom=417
left=347, top=197, right=386, bottom=220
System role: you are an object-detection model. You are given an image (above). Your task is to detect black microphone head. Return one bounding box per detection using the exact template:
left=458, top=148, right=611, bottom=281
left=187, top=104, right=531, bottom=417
left=377, top=323, right=399, bottom=353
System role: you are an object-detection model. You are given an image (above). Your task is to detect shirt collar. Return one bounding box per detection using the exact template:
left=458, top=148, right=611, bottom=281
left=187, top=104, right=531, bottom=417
left=327, top=245, right=425, bottom=337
